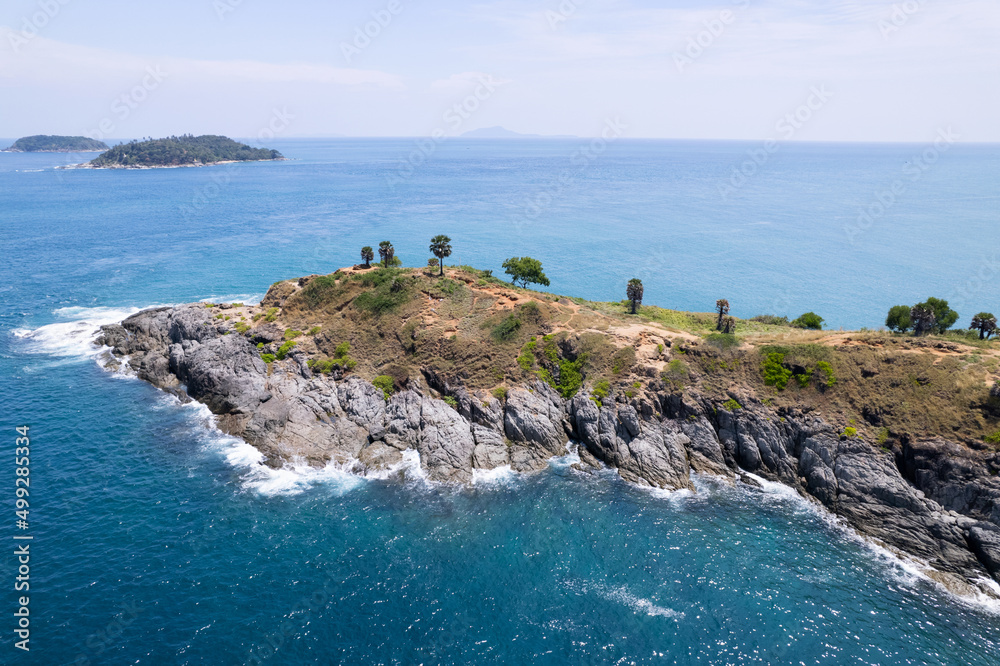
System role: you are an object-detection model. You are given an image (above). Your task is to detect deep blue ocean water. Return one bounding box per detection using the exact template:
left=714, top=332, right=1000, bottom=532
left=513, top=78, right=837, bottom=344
left=2, top=139, right=999, bottom=664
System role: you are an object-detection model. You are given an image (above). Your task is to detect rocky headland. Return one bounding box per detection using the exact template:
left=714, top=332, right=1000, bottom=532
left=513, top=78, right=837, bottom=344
left=97, top=265, right=1000, bottom=596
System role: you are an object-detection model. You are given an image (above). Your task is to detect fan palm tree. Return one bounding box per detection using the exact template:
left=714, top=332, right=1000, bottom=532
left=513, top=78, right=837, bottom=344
left=715, top=299, right=730, bottom=331
left=626, top=278, right=644, bottom=314
left=360, top=246, right=374, bottom=268
left=911, top=304, right=936, bottom=336
left=971, top=312, right=998, bottom=340
left=429, top=235, right=452, bottom=276
left=378, top=241, right=394, bottom=268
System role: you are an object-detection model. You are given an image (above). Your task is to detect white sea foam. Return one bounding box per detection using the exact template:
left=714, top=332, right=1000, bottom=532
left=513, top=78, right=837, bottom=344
left=548, top=442, right=582, bottom=468
left=471, top=464, right=517, bottom=486
left=602, top=585, right=684, bottom=620
left=11, top=305, right=149, bottom=359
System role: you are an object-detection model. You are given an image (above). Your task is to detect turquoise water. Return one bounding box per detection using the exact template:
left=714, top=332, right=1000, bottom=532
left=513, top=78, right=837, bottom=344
left=3, top=139, right=1000, bottom=664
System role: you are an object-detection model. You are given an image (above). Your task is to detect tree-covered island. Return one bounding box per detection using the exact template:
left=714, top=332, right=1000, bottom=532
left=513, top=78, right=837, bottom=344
left=87, top=134, right=283, bottom=168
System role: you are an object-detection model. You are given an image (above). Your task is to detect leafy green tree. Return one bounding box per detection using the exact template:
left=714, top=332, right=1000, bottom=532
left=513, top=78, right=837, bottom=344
left=791, top=312, right=824, bottom=330
left=427, top=258, right=439, bottom=269
left=971, top=312, right=998, bottom=339
left=502, top=257, right=550, bottom=289
left=378, top=241, right=394, bottom=268
left=885, top=305, right=912, bottom=333
left=715, top=299, right=730, bottom=331
left=915, top=297, right=958, bottom=334
left=429, top=235, right=452, bottom=276
left=910, top=304, right=936, bottom=336
left=360, top=246, right=374, bottom=268
left=626, top=279, right=644, bottom=314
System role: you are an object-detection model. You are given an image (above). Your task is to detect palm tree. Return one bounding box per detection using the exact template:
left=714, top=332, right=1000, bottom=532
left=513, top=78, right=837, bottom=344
left=429, top=235, right=452, bottom=276
left=971, top=312, right=998, bottom=340
left=715, top=299, right=730, bottom=331
left=360, top=246, right=374, bottom=268
left=722, top=316, right=736, bottom=334
left=626, top=278, right=644, bottom=314
left=378, top=241, right=394, bottom=268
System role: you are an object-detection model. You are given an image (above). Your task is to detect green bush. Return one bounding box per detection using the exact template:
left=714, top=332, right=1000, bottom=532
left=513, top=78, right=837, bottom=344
left=610, top=347, right=635, bottom=374
left=284, top=329, right=302, bottom=340
left=308, top=326, right=322, bottom=335
left=443, top=395, right=458, bottom=409
left=722, top=398, right=742, bottom=411
left=750, top=315, right=790, bottom=326
left=885, top=305, right=912, bottom=333
left=372, top=375, right=395, bottom=401
left=276, top=340, right=297, bottom=360
left=264, top=307, right=280, bottom=323
left=592, top=380, right=610, bottom=403
left=517, top=339, right=537, bottom=371
left=816, top=361, right=836, bottom=387
left=842, top=426, right=858, bottom=438
left=256, top=342, right=265, bottom=349
left=234, top=321, right=249, bottom=334
left=491, top=314, right=522, bottom=342
left=876, top=428, right=890, bottom=446
left=794, top=373, right=811, bottom=388
left=705, top=333, right=739, bottom=351
left=663, top=359, right=689, bottom=385
left=492, top=387, right=508, bottom=401
left=791, top=312, right=824, bottom=330
left=335, top=341, right=351, bottom=358
left=261, top=353, right=276, bottom=363
left=762, top=353, right=792, bottom=390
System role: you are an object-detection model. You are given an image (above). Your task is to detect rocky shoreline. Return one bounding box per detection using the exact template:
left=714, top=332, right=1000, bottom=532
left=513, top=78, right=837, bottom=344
left=98, top=300, right=1000, bottom=597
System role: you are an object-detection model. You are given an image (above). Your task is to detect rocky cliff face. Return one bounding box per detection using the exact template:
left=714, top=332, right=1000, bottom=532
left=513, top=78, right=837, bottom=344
left=98, top=303, right=1000, bottom=595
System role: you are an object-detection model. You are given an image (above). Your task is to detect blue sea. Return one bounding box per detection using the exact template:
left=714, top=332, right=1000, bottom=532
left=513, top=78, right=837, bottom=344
left=2, top=138, right=999, bottom=664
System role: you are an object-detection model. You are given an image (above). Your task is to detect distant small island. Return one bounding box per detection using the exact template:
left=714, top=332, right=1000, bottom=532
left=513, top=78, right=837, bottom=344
left=86, top=134, right=284, bottom=169
left=5, top=135, right=109, bottom=152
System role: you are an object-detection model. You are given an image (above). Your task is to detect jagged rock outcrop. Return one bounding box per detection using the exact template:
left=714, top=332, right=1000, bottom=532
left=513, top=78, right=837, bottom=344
left=97, top=303, right=1000, bottom=593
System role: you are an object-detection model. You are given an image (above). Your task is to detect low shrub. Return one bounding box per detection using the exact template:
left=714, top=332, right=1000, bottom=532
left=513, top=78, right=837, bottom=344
left=261, top=353, right=276, bottom=363
left=762, top=353, right=792, bottom=390
left=705, top=333, right=739, bottom=351
left=492, top=386, right=508, bottom=401
left=233, top=322, right=249, bottom=334
left=276, top=340, right=296, bottom=360
left=816, top=361, right=836, bottom=388
left=284, top=329, right=302, bottom=340
left=264, top=307, right=280, bottom=322
left=750, top=314, right=790, bottom=326
left=592, top=380, right=611, bottom=402
left=443, top=395, right=458, bottom=409
left=373, top=375, right=394, bottom=401
left=308, top=326, right=322, bottom=335
left=722, top=398, right=742, bottom=411
left=842, top=426, right=858, bottom=438
left=491, top=314, right=522, bottom=342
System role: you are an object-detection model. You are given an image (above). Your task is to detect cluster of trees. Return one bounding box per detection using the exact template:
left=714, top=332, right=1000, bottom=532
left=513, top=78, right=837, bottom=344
left=6, top=135, right=108, bottom=152
left=886, top=298, right=994, bottom=338
left=89, top=135, right=282, bottom=167
left=348, top=248, right=997, bottom=344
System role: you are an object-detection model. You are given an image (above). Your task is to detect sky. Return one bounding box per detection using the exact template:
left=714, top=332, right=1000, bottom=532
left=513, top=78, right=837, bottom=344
left=0, top=0, right=997, bottom=141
